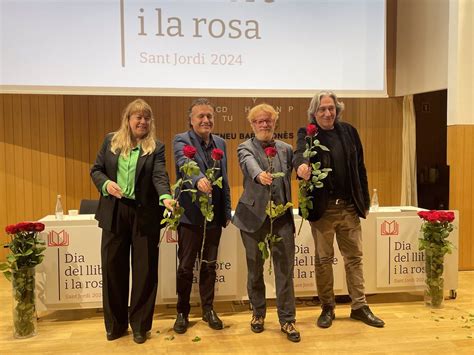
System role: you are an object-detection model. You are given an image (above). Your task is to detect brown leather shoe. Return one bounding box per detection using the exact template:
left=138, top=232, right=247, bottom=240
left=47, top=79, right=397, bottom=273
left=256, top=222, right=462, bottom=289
left=250, top=315, right=265, bottom=333
left=281, top=322, right=301, bottom=343
left=350, top=306, right=385, bottom=328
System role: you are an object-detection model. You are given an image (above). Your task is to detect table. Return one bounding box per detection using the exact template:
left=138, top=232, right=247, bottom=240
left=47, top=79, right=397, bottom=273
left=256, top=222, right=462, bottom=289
left=36, top=207, right=459, bottom=311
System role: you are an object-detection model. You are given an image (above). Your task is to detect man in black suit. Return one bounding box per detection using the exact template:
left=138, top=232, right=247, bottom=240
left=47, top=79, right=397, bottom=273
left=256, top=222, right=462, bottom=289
left=91, top=99, right=174, bottom=344
left=172, top=98, right=232, bottom=334
left=294, top=91, right=385, bottom=329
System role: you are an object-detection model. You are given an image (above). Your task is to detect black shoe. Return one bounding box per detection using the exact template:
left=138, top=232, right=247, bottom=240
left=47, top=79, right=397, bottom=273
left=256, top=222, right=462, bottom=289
left=281, top=322, right=301, bottom=343
left=350, top=306, right=385, bottom=328
left=132, top=331, right=148, bottom=344
left=202, top=309, right=223, bottom=330
left=317, top=305, right=335, bottom=328
left=106, top=327, right=128, bottom=341
left=250, top=315, right=265, bottom=333
left=173, top=313, right=189, bottom=334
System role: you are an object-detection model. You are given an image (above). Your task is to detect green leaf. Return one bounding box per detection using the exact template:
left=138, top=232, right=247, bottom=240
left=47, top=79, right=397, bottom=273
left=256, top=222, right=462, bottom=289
left=318, top=172, right=328, bottom=180
left=258, top=241, right=269, bottom=260
left=213, top=176, right=223, bottom=188
left=192, top=336, right=201, bottom=342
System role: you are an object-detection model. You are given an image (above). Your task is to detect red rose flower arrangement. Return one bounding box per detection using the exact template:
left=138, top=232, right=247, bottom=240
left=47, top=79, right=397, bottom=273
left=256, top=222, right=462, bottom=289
left=1, top=221, right=46, bottom=337
left=1, top=222, right=46, bottom=280
left=417, top=210, right=455, bottom=307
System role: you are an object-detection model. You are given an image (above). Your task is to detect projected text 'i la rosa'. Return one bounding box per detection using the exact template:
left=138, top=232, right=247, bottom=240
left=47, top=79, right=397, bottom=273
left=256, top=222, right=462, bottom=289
left=137, top=8, right=262, bottom=39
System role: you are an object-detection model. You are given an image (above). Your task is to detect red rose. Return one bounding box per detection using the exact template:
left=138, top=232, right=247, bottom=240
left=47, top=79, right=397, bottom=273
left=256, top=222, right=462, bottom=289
left=426, top=211, right=439, bottom=223
left=419, top=210, right=455, bottom=224
left=5, top=224, right=18, bottom=234
left=183, top=145, right=197, bottom=159
left=264, top=146, right=277, bottom=158
left=34, top=222, right=45, bottom=232
left=417, top=211, right=427, bottom=220
left=211, top=148, right=224, bottom=161
left=306, top=124, right=318, bottom=136
left=16, top=222, right=30, bottom=232
left=438, top=211, right=455, bottom=223
left=445, top=211, right=455, bottom=222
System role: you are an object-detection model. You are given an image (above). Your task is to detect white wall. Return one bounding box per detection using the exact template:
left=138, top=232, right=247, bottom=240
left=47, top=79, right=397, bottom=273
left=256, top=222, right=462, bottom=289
left=395, top=0, right=449, bottom=96
left=447, top=0, right=474, bottom=125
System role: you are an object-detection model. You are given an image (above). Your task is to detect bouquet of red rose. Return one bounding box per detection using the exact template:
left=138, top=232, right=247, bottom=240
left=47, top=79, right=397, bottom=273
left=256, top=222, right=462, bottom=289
left=1, top=221, right=46, bottom=338
left=297, top=124, right=332, bottom=234
left=1, top=222, right=46, bottom=280
left=417, top=210, right=455, bottom=307
left=258, top=145, right=293, bottom=275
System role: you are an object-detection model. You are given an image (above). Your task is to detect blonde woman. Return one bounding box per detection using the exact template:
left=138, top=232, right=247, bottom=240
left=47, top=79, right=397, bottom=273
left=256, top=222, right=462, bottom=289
left=91, top=99, right=174, bottom=344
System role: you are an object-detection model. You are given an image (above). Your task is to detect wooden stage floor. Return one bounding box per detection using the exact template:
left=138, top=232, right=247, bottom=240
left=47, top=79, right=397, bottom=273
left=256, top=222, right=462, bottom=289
left=0, top=271, right=473, bottom=354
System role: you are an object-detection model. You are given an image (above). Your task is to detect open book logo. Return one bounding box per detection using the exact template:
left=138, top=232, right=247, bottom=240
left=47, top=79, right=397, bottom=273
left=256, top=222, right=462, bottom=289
left=381, top=220, right=399, bottom=236
left=47, top=230, right=70, bottom=246
left=165, top=230, right=178, bottom=243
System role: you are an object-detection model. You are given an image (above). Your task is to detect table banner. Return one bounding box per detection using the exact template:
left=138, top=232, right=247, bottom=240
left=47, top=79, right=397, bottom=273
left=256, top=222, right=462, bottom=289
left=376, top=216, right=425, bottom=288
left=37, top=225, right=103, bottom=305
left=159, top=227, right=239, bottom=300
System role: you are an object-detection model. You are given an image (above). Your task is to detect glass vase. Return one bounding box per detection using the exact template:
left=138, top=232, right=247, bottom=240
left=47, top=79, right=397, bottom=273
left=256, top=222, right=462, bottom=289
left=12, top=267, right=37, bottom=338
left=424, top=253, right=445, bottom=308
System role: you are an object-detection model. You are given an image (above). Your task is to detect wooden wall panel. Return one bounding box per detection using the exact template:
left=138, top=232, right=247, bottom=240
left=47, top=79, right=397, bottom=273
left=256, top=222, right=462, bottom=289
left=0, top=94, right=405, bottom=264
left=0, top=95, right=65, bottom=260
left=0, top=95, right=6, bottom=261
left=448, top=125, right=474, bottom=270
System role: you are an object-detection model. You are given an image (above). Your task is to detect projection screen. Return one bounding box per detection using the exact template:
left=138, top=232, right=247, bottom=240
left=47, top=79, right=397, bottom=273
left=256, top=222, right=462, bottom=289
left=0, top=0, right=386, bottom=97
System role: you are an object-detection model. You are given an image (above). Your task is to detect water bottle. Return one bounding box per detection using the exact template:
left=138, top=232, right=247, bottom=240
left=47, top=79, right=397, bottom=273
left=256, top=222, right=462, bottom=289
left=370, top=189, right=379, bottom=212
left=55, top=194, right=64, bottom=220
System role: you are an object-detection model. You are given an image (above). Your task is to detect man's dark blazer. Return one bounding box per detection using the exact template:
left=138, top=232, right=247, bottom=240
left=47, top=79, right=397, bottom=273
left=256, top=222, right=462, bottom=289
left=173, top=130, right=231, bottom=227
left=232, top=138, right=295, bottom=234
left=90, top=133, right=171, bottom=235
left=293, top=121, right=370, bottom=221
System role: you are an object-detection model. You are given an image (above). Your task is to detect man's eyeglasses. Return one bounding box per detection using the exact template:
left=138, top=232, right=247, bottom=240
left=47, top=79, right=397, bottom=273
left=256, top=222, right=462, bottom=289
left=251, top=119, right=273, bottom=126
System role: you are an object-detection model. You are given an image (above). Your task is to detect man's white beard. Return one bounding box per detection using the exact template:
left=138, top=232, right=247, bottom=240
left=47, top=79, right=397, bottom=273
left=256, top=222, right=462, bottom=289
left=255, top=131, right=273, bottom=141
